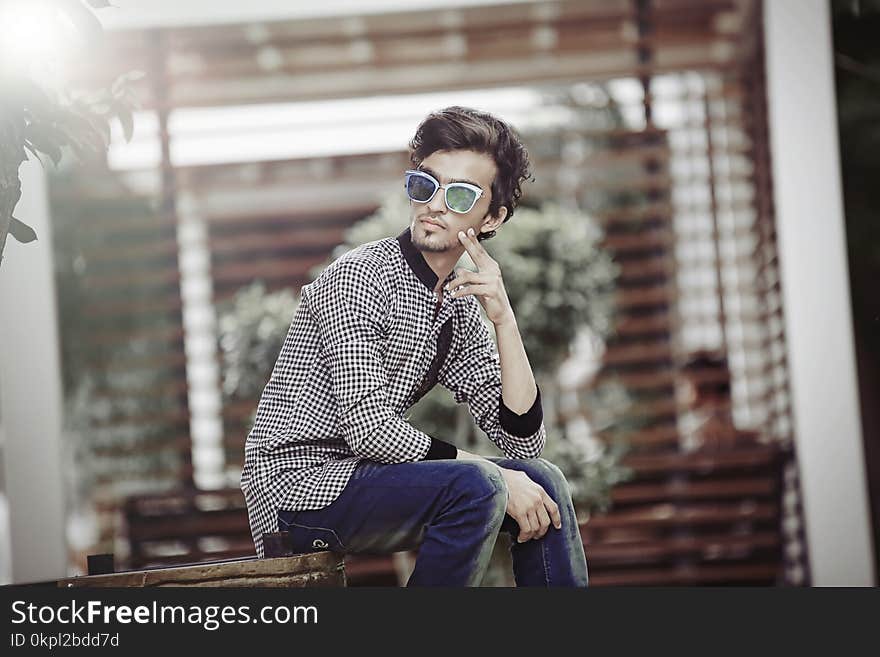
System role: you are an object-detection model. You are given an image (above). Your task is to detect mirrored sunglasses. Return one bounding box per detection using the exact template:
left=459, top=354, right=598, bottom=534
left=404, top=170, right=484, bottom=214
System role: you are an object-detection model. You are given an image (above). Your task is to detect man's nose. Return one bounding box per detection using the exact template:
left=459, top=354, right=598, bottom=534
left=426, top=188, right=447, bottom=214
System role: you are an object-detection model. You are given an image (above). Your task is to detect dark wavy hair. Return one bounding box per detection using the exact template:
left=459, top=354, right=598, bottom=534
left=682, top=350, right=732, bottom=400
left=408, top=106, right=532, bottom=241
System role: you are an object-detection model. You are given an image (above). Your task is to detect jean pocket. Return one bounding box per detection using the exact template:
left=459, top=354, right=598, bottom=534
left=278, top=513, right=346, bottom=553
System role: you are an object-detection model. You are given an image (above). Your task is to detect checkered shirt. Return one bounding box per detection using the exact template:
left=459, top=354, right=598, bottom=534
left=240, top=227, right=545, bottom=557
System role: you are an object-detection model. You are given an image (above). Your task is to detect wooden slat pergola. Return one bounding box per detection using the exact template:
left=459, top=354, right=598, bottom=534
left=52, top=0, right=808, bottom=585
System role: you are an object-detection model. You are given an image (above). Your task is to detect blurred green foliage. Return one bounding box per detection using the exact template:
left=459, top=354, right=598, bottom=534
left=218, top=282, right=300, bottom=402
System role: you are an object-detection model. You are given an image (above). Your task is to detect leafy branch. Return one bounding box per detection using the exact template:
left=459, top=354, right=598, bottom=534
left=0, top=0, right=142, bottom=269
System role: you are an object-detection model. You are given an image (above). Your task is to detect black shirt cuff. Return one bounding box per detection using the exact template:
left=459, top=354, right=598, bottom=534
left=424, top=437, right=458, bottom=460
left=499, top=386, right=544, bottom=438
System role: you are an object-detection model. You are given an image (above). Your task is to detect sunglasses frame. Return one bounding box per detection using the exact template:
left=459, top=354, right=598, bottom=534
left=404, top=169, right=484, bottom=214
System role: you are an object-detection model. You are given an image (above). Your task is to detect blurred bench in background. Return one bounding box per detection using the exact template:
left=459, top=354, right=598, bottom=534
left=581, top=442, right=788, bottom=585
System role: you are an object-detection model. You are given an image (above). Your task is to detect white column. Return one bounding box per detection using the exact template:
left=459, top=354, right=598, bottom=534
left=763, top=0, right=876, bottom=585
left=176, top=194, right=226, bottom=489
left=0, top=160, right=67, bottom=584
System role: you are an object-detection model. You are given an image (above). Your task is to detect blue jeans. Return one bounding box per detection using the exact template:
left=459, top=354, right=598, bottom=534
left=277, top=457, right=589, bottom=587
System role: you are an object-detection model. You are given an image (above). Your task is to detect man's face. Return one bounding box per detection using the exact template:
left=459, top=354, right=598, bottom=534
left=408, top=149, right=506, bottom=253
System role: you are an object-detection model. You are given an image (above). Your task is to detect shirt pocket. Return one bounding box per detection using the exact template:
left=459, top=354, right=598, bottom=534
left=277, top=513, right=347, bottom=553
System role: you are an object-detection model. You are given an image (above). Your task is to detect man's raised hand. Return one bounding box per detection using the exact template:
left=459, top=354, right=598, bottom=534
left=447, top=227, right=515, bottom=326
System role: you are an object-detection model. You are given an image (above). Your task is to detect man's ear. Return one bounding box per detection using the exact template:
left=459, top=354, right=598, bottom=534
left=480, top=206, right=508, bottom=234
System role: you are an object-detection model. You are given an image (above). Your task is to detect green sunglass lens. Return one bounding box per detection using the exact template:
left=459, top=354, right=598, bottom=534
left=446, top=186, right=477, bottom=213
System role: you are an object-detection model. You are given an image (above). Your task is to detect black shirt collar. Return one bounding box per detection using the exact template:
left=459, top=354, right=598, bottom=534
left=396, top=227, right=449, bottom=291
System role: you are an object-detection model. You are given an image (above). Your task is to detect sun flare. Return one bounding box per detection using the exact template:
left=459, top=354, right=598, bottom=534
left=0, top=0, right=81, bottom=84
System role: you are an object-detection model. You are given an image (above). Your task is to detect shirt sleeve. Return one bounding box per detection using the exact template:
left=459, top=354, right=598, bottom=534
left=305, top=257, right=456, bottom=463
left=438, top=301, right=545, bottom=459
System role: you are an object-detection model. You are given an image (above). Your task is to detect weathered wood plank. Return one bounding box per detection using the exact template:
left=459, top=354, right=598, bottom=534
left=58, top=552, right=346, bottom=588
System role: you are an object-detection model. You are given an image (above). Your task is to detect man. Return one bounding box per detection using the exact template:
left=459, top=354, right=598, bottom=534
left=240, top=106, right=588, bottom=586
left=679, top=350, right=760, bottom=452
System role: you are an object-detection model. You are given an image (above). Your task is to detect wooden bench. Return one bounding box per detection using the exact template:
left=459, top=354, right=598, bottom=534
left=58, top=552, right=345, bottom=588
left=58, top=531, right=346, bottom=587
left=122, top=488, right=400, bottom=586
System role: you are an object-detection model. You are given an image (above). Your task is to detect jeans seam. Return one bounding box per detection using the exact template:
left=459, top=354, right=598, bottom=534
left=541, top=534, right=551, bottom=585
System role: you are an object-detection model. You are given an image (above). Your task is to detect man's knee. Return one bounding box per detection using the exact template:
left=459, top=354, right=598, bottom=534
left=448, top=461, right=508, bottom=520
left=520, top=458, right=571, bottom=500
left=537, top=458, right=567, bottom=485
